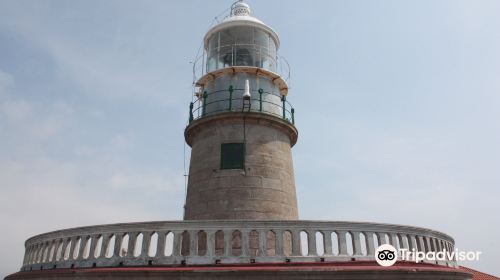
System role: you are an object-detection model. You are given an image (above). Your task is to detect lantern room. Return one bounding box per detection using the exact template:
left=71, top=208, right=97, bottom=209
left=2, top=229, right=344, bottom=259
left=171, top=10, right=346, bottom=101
left=190, top=1, right=293, bottom=124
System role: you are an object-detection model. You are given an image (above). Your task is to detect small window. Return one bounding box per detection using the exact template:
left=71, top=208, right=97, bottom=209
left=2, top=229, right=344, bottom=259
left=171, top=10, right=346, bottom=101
left=220, top=143, right=245, bottom=169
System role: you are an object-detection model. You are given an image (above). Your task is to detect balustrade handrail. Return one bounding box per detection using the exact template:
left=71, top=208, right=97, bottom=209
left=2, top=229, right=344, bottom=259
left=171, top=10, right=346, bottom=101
left=20, top=220, right=457, bottom=272
left=189, top=88, right=295, bottom=125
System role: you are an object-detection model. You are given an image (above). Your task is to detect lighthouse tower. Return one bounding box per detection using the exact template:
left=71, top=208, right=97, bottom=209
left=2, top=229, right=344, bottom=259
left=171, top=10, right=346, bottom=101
left=184, top=1, right=298, bottom=220
left=8, top=2, right=470, bottom=279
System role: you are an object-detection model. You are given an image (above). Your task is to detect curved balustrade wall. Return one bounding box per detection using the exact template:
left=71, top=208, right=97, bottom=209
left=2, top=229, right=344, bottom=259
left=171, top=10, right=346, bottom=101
left=20, top=220, right=457, bottom=272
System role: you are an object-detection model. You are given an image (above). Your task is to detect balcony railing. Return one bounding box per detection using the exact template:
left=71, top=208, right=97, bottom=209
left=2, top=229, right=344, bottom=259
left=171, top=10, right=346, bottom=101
left=20, top=220, right=456, bottom=272
left=189, top=88, right=295, bottom=125
left=192, top=45, right=290, bottom=85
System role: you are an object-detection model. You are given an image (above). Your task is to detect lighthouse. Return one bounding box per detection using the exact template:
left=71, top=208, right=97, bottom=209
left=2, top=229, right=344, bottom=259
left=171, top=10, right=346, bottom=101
left=8, top=2, right=474, bottom=280
left=184, top=1, right=299, bottom=220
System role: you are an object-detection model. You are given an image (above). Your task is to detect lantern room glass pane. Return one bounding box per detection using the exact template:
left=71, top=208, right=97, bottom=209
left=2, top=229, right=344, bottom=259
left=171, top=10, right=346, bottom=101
left=206, top=26, right=277, bottom=72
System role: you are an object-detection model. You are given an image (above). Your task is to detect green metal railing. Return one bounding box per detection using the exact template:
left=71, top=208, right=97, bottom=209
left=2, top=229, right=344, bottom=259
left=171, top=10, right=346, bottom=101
left=188, top=86, right=295, bottom=125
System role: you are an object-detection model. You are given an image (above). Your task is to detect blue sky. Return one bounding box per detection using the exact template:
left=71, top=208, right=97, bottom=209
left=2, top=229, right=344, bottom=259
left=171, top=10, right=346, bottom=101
left=0, top=0, right=499, bottom=277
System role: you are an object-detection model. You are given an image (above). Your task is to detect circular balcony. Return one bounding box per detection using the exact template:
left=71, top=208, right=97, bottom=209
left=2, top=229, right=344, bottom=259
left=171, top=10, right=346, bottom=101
left=20, top=220, right=457, bottom=272
left=188, top=88, right=295, bottom=125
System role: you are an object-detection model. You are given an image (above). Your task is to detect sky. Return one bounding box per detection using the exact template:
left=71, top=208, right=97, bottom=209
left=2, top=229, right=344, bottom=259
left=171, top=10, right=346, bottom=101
left=0, top=0, right=499, bottom=277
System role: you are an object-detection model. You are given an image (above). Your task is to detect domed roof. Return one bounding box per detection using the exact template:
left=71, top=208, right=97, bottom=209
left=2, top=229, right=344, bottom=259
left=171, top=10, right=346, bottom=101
left=203, top=1, right=280, bottom=50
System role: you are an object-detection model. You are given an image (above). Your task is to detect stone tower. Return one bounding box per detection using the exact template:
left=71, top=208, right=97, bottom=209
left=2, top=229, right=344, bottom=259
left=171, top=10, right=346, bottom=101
left=184, top=1, right=298, bottom=220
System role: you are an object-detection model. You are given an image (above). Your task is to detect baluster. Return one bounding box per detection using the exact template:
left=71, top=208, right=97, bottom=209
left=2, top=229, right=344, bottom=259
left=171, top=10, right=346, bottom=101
left=172, top=230, right=182, bottom=257
left=38, top=243, right=45, bottom=263
left=47, top=241, right=54, bottom=262
left=224, top=230, right=232, bottom=257
left=432, top=238, right=438, bottom=252
left=42, top=242, right=48, bottom=263
left=365, top=232, right=375, bottom=256
left=398, top=234, right=405, bottom=250
left=241, top=230, right=250, bottom=257
left=156, top=231, right=166, bottom=258
left=401, top=235, right=409, bottom=251
left=28, top=245, right=36, bottom=265
left=258, top=229, right=266, bottom=257
left=58, top=239, right=67, bottom=261
left=27, top=246, right=34, bottom=265
left=22, top=246, right=31, bottom=265
left=449, top=243, right=456, bottom=261
left=88, top=235, right=98, bottom=260
left=32, top=244, right=38, bottom=264
left=141, top=232, right=151, bottom=257
left=25, top=245, right=32, bottom=265
left=114, top=234, right=123, bottom=258
left=377, top=232, right=386, bottom=245
left=307, top=229, right=317, bottom=256
left=390, top=233, right=398, bottom=248
left=34, top=244, right=40, bottom=264
left=44, top=242, right=51, bottom=263
left=24, top=245, right=32, bottom=265
left=337, top=231, right=348, bottom=256
left=275, top=229, right=284, bottom=256
left=34, top=244, right=41, bottom=263
left=78, top=236, right=89, bottom=260
left=128, top=232, right=138, bottom=257
left=100, top=234, right=110, bottom=258
left=408, top=235, right=417, bottom=252
left=31, top=244, right=38, bottom=264
left=40, top=242, right=47, bottom=263
left=50, top=240, right=60, bottom=262
left=291, top=230, right=301, bottom=256
left=35, top=243, right=42, bottom=263
left=352, top=232, right=362, bottom=256
left=414, top=235, right=421, bottom=251
left=427, top=237, right=433, bottom=252
left=424, top=237, right=431, bottom=253
left=69, top=237, right=78, bottom=260
left=190, top=230, right=198, bottom=257
left=206, top=230, right=215, bottom=257
left=323, top=231, right=333, bottom=256
left=58, top=239, right=66, bottom=262
left=418, top=236, right=426, bottom=252
left=30, top=244, right=36, bottom=264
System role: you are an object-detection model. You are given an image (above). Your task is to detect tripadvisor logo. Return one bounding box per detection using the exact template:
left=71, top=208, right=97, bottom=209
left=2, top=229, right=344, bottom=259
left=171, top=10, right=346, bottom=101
left=375, top=244, right=398, bottom=266
left=375, top=244, right=482, bottom=267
